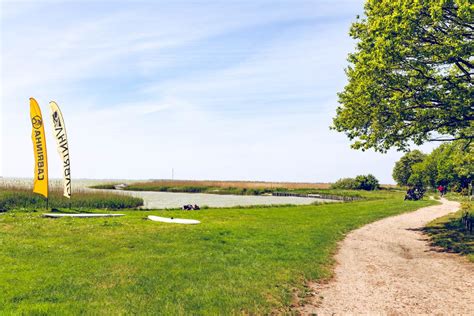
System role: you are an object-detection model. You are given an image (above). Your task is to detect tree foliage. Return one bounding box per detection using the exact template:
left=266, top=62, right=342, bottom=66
left=408, top=140, right=473, bottom=191
left=392, top=150, right=426, bottom=186
left=333, top=0, right=473, bottom=152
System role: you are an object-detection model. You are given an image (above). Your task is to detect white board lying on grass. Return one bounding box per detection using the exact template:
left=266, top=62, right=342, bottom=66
left=43, top=213, right=125, bottom=218
left=148, top=215, right=200, bottom=225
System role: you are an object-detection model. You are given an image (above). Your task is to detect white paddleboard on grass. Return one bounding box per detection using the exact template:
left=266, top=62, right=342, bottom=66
left=148, top=215, right=200, bottom=225
left=43, top=213, right=125, bottom=218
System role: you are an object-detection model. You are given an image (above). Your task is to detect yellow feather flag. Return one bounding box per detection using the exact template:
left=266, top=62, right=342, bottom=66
left=30, top=98, right=49, bottom=198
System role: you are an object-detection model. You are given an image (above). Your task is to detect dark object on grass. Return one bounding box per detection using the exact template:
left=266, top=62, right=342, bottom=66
left=404, top=187, right=425, bottom=201
left=182, top=204, right=200, bottom=210
left=0, top=209, right=7, bottom=213
left=51, top=208, right=62, bottom=213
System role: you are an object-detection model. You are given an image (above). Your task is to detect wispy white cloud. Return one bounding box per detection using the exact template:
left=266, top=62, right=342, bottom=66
left=143, top=21, right=352, bottom=114
left=93, top=100, right=175, bottom=116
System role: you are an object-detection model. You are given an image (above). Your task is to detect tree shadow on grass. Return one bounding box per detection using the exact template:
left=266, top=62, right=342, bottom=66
left=422, top=218, right=474, bottom=256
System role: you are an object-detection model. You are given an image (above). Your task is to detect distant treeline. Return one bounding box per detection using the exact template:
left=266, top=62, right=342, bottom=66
left=393, top=140, right=473, bottom=193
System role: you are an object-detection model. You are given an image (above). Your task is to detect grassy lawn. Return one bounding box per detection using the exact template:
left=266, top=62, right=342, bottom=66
left=444, top=192, right=472, bottom=202
left=0, top=193, right=434, bottom=314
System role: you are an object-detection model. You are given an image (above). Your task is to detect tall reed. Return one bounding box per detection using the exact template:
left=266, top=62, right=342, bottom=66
left=0, top=185, right=143, bottom=210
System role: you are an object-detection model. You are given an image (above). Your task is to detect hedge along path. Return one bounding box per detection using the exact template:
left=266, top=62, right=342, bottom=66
left=298, top=198, right=474, bottom=314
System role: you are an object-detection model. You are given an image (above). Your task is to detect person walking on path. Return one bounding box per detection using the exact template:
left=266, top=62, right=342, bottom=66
left=437, top=185, right=445, bottom=197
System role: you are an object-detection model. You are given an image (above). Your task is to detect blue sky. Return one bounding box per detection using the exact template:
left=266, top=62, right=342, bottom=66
left=0, top=0, right=435, bottom=183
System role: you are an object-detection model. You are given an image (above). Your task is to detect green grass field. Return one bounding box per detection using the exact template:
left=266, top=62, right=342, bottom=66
left=0, top=192, right=435, bottom=314
left=444, top=192, right=473, bottom=202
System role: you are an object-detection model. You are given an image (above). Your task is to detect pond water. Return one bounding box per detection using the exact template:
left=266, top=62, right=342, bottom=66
left=120, top=190, right=338, bottom=209
left=1, top=178, right=339, bottom=209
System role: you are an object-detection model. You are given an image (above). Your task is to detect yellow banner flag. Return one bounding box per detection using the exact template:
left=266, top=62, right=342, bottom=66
left=30, top=98, right=49, bottom=198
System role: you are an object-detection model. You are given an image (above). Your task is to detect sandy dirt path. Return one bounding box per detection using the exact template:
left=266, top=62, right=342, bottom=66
left=299, top=198, right=473, bottom=315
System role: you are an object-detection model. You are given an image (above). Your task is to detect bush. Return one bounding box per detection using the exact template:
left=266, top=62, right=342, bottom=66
left=332, top=174, right=380, bottom=191
left=331, top=178, right=359, bottom=190
left=461, top=202, right=472, bottom=213
left=355, top=174, right=380, bottom=191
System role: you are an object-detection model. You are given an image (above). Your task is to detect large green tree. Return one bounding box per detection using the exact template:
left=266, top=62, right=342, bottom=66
left=392, top=150, right=426, bottom=186
left=333, top=0, right=473, bottom=152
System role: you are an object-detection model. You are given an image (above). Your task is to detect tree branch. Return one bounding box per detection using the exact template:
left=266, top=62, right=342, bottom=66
left=454, top=61, right=471, bottom=79
left=457, top=58, right=474, bottom=69
left=428, top=135, right=474, bottom=142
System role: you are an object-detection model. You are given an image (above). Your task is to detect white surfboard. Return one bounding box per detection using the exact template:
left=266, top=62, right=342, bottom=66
left=43, top=213, right=125, bottom=218
left=148, top=215, right=200, bottom=225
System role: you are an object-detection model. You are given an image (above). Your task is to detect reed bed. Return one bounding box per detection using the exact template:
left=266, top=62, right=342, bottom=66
left=134, top=180, right=332, bottom=189
left=0, top=185, right=143, bottom=210
left=92, top=179, right=332, bottom=195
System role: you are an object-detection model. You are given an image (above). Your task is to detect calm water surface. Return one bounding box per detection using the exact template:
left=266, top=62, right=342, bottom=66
left=1, top=178, right=338, bottom=209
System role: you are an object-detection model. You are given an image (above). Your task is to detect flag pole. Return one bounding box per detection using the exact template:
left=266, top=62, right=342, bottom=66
left=46, top=172, right=49, bottom=210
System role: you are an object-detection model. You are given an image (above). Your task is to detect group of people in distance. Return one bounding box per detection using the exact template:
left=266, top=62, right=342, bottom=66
left=404, top=186, right=425, bottom=201
left=182, top=204, right=200, bottom=210
left=404, top=184, right=448, bottom=201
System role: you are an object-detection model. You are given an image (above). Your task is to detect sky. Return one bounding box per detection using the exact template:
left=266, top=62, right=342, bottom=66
left=0, top=0, right=436, bottom=184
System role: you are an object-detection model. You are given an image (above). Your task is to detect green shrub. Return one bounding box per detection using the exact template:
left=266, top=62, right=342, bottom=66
left=331, top=178, right=359, bottom=190
left=332, top=174, right=380, bottom=191
left=355, top=174, right=380, bottom=191
left=461, top=202, right=472, bottom=213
